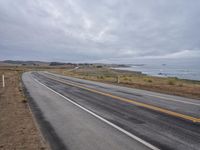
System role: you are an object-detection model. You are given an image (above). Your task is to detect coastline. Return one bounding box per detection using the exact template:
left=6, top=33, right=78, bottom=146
left=113, top=66, right=200, bottom=82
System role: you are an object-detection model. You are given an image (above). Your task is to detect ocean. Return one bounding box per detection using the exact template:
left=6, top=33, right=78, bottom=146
left=114, top=58, right=200, bottom=81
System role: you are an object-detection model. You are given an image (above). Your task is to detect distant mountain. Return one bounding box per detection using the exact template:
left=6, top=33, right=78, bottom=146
left=1, top=60, right=49, bottom=66
left=0, top=60, right=75, bottom=66
left=49, top=62, right=71, bottom=66
left=0, top=60, right=131, bottom=68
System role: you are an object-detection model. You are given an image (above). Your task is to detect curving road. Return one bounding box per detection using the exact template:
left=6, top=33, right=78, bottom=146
left=22, top=71, right=200, bottom=150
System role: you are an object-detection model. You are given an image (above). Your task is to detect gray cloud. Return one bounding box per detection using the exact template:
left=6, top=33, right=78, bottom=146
left=0, top=0, right=200, bottom=62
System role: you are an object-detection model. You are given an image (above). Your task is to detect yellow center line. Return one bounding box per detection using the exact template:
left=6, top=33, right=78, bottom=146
left=45, top=74, right=200, bottom=123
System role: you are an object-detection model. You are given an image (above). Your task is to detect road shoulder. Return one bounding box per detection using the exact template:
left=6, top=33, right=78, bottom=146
left=0, top=69, right=48, bottom=150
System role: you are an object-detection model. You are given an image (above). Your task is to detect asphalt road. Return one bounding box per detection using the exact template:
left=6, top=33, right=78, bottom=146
left=22, top=71, right=200, bottom=150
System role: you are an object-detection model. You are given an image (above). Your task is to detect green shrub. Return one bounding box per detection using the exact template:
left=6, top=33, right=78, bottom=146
left=124, top=77, right=129, bottom=81
left=97, top=76, right=104, bottom=79
left=147, top=79, right=152, bottom=83
left=178, top=83, right=183, bottom=87
left=144, top=78, right=153, bottom=83
left=168, top=80, right=175, bottom=85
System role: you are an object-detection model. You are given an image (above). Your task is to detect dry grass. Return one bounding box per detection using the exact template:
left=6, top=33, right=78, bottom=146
left=49, top=67, right=200, bottom=99
left=0, top=64, right=200, bottom=149
left=0, top=67, right=48, bottom=150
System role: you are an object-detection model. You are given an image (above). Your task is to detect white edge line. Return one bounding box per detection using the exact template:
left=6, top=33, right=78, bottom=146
left=33, top=77, right=160, bottom=150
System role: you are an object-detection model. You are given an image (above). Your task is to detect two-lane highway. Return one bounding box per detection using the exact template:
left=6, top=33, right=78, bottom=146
left=22, top=71, right=200, bottom=150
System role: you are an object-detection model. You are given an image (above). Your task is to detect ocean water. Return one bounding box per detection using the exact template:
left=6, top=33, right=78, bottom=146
left=115, top=59, right=200, bottom=81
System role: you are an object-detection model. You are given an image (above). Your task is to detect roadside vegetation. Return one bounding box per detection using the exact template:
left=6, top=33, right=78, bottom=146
left=1, top=64, right=200, bottom=100
left=0, top=67, right=48, bottom=150
left=49, top=66, right=200, bottom=100
left=0, top=64, right=200, bottom=148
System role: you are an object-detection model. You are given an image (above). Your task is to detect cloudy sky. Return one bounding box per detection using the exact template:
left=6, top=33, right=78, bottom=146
left=0, top=0, right=200, bottom=63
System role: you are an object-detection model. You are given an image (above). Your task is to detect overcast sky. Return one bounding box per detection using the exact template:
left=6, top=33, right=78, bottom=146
left=0, top=0, right=200, bottom=63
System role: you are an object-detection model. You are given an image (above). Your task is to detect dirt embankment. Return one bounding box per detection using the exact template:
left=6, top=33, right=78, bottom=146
left=0, top=69, right=48, bottom=150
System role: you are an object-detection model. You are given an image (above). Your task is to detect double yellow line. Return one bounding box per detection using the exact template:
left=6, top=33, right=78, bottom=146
left=44, top=74, right=200, bottom=123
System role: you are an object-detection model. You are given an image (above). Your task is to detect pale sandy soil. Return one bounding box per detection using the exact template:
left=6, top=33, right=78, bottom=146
left=0, top=69, right=48, bottom=150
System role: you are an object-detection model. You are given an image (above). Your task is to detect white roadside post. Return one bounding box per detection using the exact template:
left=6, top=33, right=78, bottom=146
left=2, top=74, right=5, bottom=88
left=117, top=75, right=120, bottom=84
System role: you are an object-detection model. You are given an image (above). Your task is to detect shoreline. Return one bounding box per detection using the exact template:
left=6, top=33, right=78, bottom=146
left=112, top=67, right=200, bottom=82
left=1, top=65, right=200, bottom=100
left=47, top=66, right=200, bottom=100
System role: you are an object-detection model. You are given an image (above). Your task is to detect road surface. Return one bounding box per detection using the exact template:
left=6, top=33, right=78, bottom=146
left=22, top=71, right=200, bottom=150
